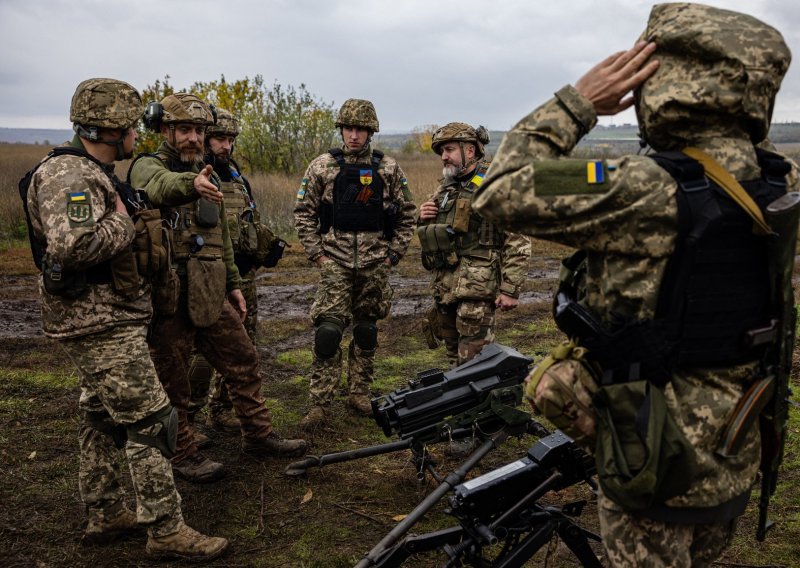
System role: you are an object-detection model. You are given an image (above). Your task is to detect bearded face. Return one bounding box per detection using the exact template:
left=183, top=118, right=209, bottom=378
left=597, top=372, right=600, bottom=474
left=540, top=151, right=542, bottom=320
left=207, top=135, right=234, bottom=164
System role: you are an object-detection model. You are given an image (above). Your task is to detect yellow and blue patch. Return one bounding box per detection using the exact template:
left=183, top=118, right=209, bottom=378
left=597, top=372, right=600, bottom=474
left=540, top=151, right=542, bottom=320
left=586, top=160, right=605, bottom=184
left=469, top=172, right=485, bottom=188
left=296, top=178, right=309, bottom=201
left=69, top=192, right=87, bottom=202
left=360, top=169, right=373, bottom=186
left=66, top=192, right=92, bottom=225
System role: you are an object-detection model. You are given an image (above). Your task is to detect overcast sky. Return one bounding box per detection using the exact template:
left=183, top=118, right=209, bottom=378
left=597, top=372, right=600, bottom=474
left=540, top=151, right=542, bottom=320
left=1, top=0, right=798, bottom=132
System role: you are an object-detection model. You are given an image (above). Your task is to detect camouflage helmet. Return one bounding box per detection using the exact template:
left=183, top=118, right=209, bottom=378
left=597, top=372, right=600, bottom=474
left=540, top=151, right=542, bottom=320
left=160, top=92, right=215, bottom=126
left=336, top=99, right=379, bottom=132
left=431, top=122, right=490, bottom=157
left=206, top=108, right=239, bottom=138
left=636, top=3, right=791, bottom=150
left=69, top=78, right=143, bottom=129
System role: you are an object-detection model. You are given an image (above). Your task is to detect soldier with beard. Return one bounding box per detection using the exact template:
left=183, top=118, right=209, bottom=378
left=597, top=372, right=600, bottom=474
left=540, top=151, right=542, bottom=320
left=474, top=4, right=796, bottom=565
left=294, top=99, right=417, bottom=429
left=417, top=123, right=530, bottom=369
left=25, top=79, right=227, bottom=560
left=187, top=108, right=284, bottom=435
left=129, top=93, right=306, bottom=483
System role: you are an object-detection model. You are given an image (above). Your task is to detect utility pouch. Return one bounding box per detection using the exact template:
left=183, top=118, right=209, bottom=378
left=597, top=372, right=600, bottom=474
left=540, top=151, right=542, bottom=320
left=152, top=268, right=180, bottom=316
left=43, top=258, right=87, bottom=298
left=253, top=222, right=277, bottom=263
left=109, top=247, right=140, bottom=299
left=132, top=209, right=169, bottom=278
left=452, top=197, right=472, bottom=233
left=593, top=380, right=698, bottom=511
left=417, top=224, right=459, bottom=270
left=195, top=198, right=219, bottom=229
left=262, top=239, right=286, bottom=268
left=237, top=217, right=259, bottom=256
left=186, top=258, right=226, bottom=327
left=525, top=340, right=599, bottom=450
left=421, top=304, right=442, bottom=349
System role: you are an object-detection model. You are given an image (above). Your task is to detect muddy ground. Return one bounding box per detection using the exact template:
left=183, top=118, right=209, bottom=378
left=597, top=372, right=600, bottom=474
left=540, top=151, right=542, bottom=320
left=1, top=242, right=798, bottom=568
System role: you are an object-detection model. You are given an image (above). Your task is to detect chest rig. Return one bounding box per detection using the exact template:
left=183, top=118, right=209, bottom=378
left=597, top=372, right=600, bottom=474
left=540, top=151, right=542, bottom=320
left=329, top=148, right=385, bottom=232
left=218, top=164, right=257, bottom=253
left=132, top=153, right=225, bottom=263
left=419, top=161, right=501, bottom=269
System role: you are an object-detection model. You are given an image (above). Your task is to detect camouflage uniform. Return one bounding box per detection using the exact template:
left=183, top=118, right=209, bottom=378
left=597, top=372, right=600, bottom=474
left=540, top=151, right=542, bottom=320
left=420, top=154, right=530, bottom=367
left=294, top=99, right=416, bottom=413
left=473, top=4, right=794, bottom=566
left=26, top=80, right=183, bottom=539
left=130, top=102, right=305, bottom=468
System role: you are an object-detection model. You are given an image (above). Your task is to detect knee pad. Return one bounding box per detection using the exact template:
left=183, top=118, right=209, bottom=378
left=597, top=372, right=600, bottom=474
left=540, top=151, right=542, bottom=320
left=315, top=318, right=343, bottom=359
left=353, top=321, right=378, bottom=351
left=126, top=405, right=178, bottom=459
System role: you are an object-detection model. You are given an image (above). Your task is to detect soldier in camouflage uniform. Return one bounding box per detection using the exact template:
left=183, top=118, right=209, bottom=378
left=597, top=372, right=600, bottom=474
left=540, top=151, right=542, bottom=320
left=294, top=99, right=417, bottom=428
left=473, top=4, right=795, bottom=567
left=187, top=108, right=272, bottom=436
left=26, top=78, right=227, bottom=561
left=418, top=123, right=530, bottom=368
left=129, top=93, right=306, bottom=483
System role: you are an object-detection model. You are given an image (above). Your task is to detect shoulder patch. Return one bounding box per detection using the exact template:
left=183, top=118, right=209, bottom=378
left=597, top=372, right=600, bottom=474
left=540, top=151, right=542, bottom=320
left=400, top=178, right=412, bottom=202
left=296, top=178, right=309, bottom=201
left=534, top=159, right=612, bottom=196
left=66, top=192, right=93, bottom=226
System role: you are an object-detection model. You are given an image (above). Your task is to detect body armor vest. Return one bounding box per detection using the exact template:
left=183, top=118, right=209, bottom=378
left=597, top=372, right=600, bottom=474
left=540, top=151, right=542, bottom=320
left=219, top=175, right=256, bottom=253
left=651, top=149, right=788, bottom=367
left=419, top=161, right=502, bottom=269
left=330, top=148, right=386, bottom=232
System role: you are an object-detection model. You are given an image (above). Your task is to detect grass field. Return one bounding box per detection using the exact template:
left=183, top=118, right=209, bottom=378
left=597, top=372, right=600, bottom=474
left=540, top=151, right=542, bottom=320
left=1, top=142, right=799, bottom=567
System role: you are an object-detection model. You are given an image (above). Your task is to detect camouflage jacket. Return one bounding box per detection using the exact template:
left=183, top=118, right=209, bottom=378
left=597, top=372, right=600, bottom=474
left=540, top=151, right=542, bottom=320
left=473, top=85, right=800, bottom=509
left=422, top=160, right=531, bottom=304
left=293, top=144, right=417, bottom=269
left=129, top=142, right=241, bottom=291
left=28, top=136, right=151, bottom=338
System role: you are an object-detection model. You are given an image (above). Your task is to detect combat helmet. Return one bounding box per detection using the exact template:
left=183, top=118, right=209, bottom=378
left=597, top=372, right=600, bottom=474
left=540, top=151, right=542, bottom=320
left=336, top=99, right=379, bottom=133
left=206, top=108, right=239, bottom=138
left=636, top=3, right=791, bottom=150
left=160, top=93, right=215, bottom=126
left=70, top=78, right=143, bottom=130
left=431, top=122, right=490, bottom=157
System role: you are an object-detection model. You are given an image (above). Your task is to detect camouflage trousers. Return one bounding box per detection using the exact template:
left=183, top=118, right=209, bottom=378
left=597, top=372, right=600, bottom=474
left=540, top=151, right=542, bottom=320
left=598, top=493, right=736, bottom=567
left=436, top=300, right=496, bottom=368
left=59, top=325, right=183, bottom=538
left=308, top=261, right=392, bottom=406
left=188, top=272, right=258, bottom=416
left=148, top=295, right=272, bottom=463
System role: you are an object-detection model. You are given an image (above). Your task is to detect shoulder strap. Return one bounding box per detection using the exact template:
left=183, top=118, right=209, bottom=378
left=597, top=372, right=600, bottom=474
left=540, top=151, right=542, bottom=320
left=371, top=149, right=384, bottom=169
left=755, top=148, right=791, bottom=188
left=682, top=146, right=774, bottom=236
left=328, top=148, right=346, bottom=169
left=126, top=152, right=161, bottom=184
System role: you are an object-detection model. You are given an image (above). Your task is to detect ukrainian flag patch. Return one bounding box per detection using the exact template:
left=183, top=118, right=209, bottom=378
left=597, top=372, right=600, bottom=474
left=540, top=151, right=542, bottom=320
left=470, top=172, right=485, bottom=187
left=296, top=178, right=308, bottom=201
left=69, top=192, right=87, bottom=202
left=586, top=160, right=605, bottom=184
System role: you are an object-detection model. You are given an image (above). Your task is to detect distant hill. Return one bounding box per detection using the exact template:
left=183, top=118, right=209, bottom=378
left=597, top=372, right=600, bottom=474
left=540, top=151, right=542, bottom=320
left=0, top=127, right=72, bottom=145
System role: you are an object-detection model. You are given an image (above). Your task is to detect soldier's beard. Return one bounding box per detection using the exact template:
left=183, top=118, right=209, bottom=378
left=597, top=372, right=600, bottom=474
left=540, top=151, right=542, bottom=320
left=179, top=149, right=204, bottom=165
left=212, top=150, right=230, bottom=164
left=442, top=163, right=460, bottom=179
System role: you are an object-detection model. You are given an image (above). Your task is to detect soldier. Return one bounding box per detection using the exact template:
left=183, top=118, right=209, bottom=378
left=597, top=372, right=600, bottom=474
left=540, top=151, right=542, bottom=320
left=24, top=78, right=227, bottom=560
left=417, top=123, right=531, bottom=368
left=129, top=93, right=306, bottom=483
left=294, top=98, right=417, bottom=429
left=187, top=108, right=283, bottom=437
left=474, top=4, right=795, bottom=567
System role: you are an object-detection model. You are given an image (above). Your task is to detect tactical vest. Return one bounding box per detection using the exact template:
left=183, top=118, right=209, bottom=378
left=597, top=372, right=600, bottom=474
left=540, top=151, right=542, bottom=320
left=219, top=173, right=256, bottom=254
left=419, top=161, right=502, bottom=269
left=554, top=149, right=788, bottom=383
left=330, top=148, right=386, bottom=232
left=129, top=152, right=225, bottom=263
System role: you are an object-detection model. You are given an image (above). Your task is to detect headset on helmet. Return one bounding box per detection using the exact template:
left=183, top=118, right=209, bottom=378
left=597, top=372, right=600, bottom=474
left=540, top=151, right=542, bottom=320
left=143, top=93, right=217, bottom=132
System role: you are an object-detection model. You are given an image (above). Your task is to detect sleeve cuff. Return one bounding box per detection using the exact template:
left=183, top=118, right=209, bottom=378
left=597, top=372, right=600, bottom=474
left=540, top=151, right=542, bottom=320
left=554, top=84, right=598, bottom=135
left=499, top=282, right=520, bottom=298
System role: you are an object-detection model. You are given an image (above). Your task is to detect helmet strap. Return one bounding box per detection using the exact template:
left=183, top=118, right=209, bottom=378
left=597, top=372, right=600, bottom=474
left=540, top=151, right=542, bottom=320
left=75, top=124, right=127, bottom=160
left=456, top=142, right=479, bottom=177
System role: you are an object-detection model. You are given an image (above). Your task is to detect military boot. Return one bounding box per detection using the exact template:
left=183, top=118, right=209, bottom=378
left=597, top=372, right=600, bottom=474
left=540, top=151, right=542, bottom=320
left=146, top=522, right=229, bottom=562
left=299, top=405, right=328, bottom=430
left=347, top=394, right=373, bottom=417
left=242, top=432, right=308, bottom=458
left=172, top=453, right=226, bottom=483
left=193, top=430, right=212, bottom=450
left=82, top=507, right=142, bottom=545
left=206, top=410, right=240, bottom=433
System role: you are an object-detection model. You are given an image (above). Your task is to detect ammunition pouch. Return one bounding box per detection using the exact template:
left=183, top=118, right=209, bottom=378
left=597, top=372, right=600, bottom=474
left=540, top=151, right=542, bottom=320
left=109, top=247, right=140, bottom=299
left=417, top=224, right=459, bottom=270
left=132, top=208, right=170, bottom=279
left=126, top=405, right=178, bottom=459
left=186, top=258, right=226, bottom=327
left=43, top=258, right=88, bottom=298
left=195, top=198, right=219, bottom=228
left=261, top=238, right=286, bottom=268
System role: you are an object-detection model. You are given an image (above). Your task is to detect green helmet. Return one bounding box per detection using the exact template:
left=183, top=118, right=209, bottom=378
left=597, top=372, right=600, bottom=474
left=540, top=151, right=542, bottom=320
left=636, top=3, right=791, bottom=150
left=431, top=122, right=490, bottom=157
left=160, top=93, right=215, bottom=126
left=336, top=99, right=379, bottom=132
left=69, top=78, right=143, bottom=129
left=206, top=108, right=239, bottom=138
